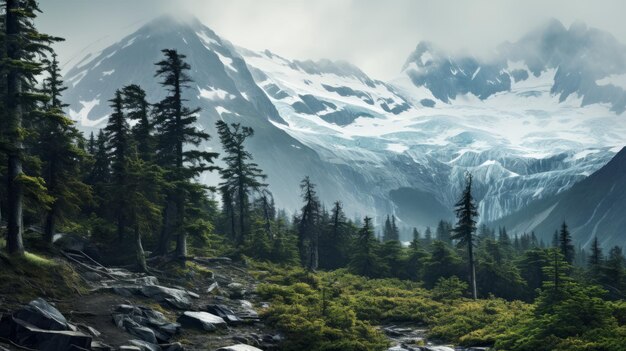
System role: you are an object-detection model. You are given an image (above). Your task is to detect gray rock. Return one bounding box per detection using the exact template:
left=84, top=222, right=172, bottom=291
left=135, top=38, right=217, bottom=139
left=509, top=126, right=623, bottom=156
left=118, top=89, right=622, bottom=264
left=129, top=339, right=162, bottom=351
left=90, top=340, right=113, bottom=350
left=206, top=304, right=241, bottom=325
left=0, top=315, right=92, bottom=351
left=119, top=346, right=143, bottom=351
left=140, top=285, right=192, bottom=310
left=216, top=344, right=263, bottom=351
left=177, top=311, right=226, bottom=331
left=123, top=318, right=158, bottom=344
left=162, top=342, right=185, bottom=351
left=12, top=298, right=73, bottom=331
left=207, top=281, right=219, bottom=293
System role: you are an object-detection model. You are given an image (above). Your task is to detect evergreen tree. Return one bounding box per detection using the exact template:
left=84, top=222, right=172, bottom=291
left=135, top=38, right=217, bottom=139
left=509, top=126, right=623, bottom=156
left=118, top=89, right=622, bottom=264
left=152, top=49, right=217, bottom=257
left=36, top=53, right=91, bottom=243
left=122, top=84, right=153, bottom=161
left=88, top=130, right=110, bottom=186
left=423, top=240, right=463, bottom=288
left=104, top=89, right=130, bottom=241
left=601, top=246, right=625, bottom=299
left=391, top=215, right=400, bottom=241
left=297, top=176, right=320, bottom=271
left=216, top=120, right=266, bottom=246
left=405, top=228, right=428, bottom=281
left=319, top=201, right=351, bottom=270
left=588, top=236, right=603, bottom=269
left=424, top=226, right=432, bottom=247
left=451, top=173, right=479, bottom=299
left=558, top=222, right=575, bottom=265
left=2, top=0, right=61, bottom=255
left=124, top=149, right=164, bottom=271
left=436, top=220, right=452, bottom=245
left=382, top=215, right=392, bottom=242
left=87, top=132, right=96, bottom=155
left=349, top=217, right=383, bottom=278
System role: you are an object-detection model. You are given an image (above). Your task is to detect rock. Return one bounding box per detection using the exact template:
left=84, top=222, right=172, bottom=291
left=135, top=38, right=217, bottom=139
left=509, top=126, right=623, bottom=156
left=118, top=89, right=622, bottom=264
left=91, top=340, right=113, bottom=351
left=140, top=285, right=193, bottom=310
left=113, top=304, right=180, bottom=343
left=123, top=318, right=158, bottom=344
left=206, top=304, right=241, bottom=325
left=177, top=311, right=226, bottom=331
left=217, top=344, right=263, bottom=351
left=129, top=339, right=162, bottom=351
left=0, top=315, right=92, bottom=351
left=119, top=346, right=143, bottom=351
left=12, top=298, right=74, bottom=331
left=77, top=323, right=101, bottom=337
left=227, top=283, right=246, bottom=299
left=207, top=281, right=219, bottom=293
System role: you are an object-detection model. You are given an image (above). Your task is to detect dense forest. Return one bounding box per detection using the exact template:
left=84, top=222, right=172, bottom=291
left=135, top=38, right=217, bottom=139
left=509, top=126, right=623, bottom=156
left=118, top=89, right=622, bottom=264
left=1, top=2, right=625, bottom=351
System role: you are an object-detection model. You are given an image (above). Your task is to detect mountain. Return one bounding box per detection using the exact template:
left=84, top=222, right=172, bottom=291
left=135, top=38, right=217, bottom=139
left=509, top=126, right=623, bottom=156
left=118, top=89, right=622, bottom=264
left=493, top=147, right=626, bottom=249
left=63, top=15, right=377, bottom=214
left=62, top=16, right=626, bottom=238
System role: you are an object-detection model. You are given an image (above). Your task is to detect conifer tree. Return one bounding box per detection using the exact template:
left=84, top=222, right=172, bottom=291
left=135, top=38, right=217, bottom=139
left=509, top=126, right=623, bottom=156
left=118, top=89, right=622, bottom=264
left=87, top=132, right=96, bottom=155
left=36, top=53, right=91, bottom=243
left=122, top=84, right=153, bottom=161
left=405, top=228, right=428, bottom=281
left=451, top=173, right=479, bottom=299
left=436, top=220, right=452, bottom=245
left=216, top=120, right=266, bottom=246
left=153, top=49, right=217, bottom=257
left=319, top=201, right=350, bottom=269
left=382, top=215, right=392, bottom=241
left=349, top=216, right=383, bottom=278
left=558, top=222, right=575, bottom=265
left=424, top=226, right=433, bottom=246
left=2, top=0, right=61, bottom=255
left=104, top=90, right=129, bottom=241
left=391, top=215, right=400, bottom=241
left=297, top=176, right=320, bottom=271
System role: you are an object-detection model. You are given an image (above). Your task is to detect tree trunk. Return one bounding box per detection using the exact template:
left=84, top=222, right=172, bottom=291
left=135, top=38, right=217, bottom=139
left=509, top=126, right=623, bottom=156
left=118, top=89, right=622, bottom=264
left=135, top=222, right=147, bottom=272
left=175, top=191, right=186, bottom=259
left=6, top=0, right=24, bottom=256
left=468, top=241, right=477, bottom=299
left=154, top=198, right=175, bottom=256
left=238, top=183, right=245, bottom=246
left=43, top=206, right=56, bottom=245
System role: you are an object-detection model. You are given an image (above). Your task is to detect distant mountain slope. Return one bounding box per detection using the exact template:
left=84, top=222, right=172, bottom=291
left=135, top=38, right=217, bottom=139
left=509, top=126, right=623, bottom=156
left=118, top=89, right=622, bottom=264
left=396, top=19, right=626, bottom=113
left=62, top=16, right=626, bottom=238
left=493, top=147, right=626, bottom=249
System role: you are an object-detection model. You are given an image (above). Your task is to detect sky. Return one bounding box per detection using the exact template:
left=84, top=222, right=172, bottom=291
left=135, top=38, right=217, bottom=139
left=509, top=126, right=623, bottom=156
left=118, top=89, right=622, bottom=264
left=38, top=0, right=626, bottom=80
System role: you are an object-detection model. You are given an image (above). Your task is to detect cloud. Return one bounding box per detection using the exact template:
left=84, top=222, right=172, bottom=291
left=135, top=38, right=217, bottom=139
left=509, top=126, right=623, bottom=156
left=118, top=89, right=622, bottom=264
left=39, top=0, right=626, bottom=80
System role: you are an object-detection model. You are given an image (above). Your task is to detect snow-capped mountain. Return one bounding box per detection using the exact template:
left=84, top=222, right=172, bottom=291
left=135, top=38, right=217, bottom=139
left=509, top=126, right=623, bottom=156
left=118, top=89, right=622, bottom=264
left=62, top=15, right=626, bottom=239
left=493, top=147, right=626, bottom=249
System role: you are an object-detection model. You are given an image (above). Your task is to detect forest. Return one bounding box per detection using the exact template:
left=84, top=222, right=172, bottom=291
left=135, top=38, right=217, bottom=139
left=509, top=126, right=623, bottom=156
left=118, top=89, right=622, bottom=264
left=1, top=1, right=626, bottom=351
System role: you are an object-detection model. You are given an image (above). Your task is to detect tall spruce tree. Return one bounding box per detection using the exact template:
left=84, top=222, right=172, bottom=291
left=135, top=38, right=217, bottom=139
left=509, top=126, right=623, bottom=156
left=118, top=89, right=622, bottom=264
left=122, top=84, right=153, bottom=161
left=37, top=53, right=90, bottom=243
left=2, top=0, right=61, bottom=255
left=297, top=176, right=320, bottom=271
left=216, top=120, right=266, bottom=246
left=349, top=216, right=383, bottom=278
left=153, top=49, right=217, bottom=257
left=319, top=201, right=350, bottom=270
left=104, top=89, right=130, bottom=241
left=558, top=222, right=575, bottom=265
left=451, top=173, right=479, bottom=299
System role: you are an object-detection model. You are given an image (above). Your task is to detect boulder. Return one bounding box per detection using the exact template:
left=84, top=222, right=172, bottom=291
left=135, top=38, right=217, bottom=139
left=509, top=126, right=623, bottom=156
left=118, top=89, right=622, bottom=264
left=177, top=311, right=226, bottom=331
left=216, top=344, right=263, bottom=351
left=140, top=285, right=193, bottom=309
left=206, top=304, right=241, bottom=325
left=113, top=304, right=180, bottom=343
left=129, top=339, right=162, bottom=351
left=12, top=298, right=74, bottom=331
left=0, top=315, right=91, bottom=351
left=91, top=340, right=113, bottom=351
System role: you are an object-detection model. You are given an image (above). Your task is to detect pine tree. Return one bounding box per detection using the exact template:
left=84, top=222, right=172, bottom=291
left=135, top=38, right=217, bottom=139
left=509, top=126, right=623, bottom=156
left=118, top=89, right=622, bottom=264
left=122, top=84, right=153, bottom=161
left=104, top=89, right=130, bottom=241
left=391, top=215, right=400, bottom=241
left=451, top=173, right=479, bottom=299
left=124, top=149, right=164, bottom=272
left=424, top=226, right=432, bottom=246
left=558, top=222, right=575, bottom=265
left=349, top=217, right=383, bottom=278
left=216, top=120, right=266, bottom=246
left=87, top=132, right=96, bottom=155
left=36, top=53, right=91, bottom=243
left=382, top=215, right=392, bottom=241
left=2, top=0, right=61, bottom=255
left=436, top=220, right=452, bottom=245
left=601, top=246, right=625, bottom=299
left=153, top=49, right=217, bottom=257
left=319, top=201, right=350, bottom=269
left=405, top=228, right=428, bottom=281
left=297, top=176, right=320, bottom=271
left=89, top=130, right=110, bottom=186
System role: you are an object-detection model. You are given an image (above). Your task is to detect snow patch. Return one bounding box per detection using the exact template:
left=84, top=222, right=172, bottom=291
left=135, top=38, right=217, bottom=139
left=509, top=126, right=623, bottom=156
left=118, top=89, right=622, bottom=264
left=198, top=86, right=236, bottom=100
left=596, top=74, right=626, bottom=90
left=102, top=69, right=115, bottom=77
left=386, top=143, right=408, bottom=153
left=69, top=99, right=107, bottom=127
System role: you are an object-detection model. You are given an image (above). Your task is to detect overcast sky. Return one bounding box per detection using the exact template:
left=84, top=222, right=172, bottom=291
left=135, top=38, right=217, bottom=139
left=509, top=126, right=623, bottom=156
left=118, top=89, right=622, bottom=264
left=38, top=0, right=626, bottom=80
